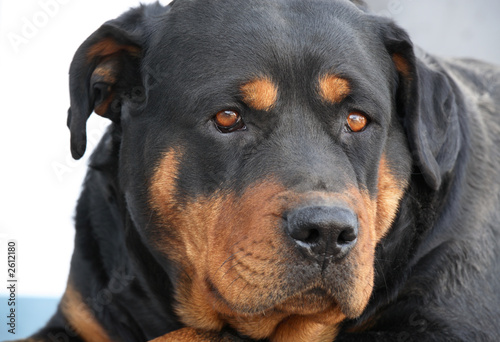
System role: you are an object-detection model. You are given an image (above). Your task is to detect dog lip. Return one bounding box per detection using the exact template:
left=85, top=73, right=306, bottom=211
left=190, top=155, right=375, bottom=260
left=272, top=285, right=340, bottom=317
left=205, top=275, right=338, bottom=316
left=303, top=287, right=329, bottom=297
left=281, top=285, right=335, bottom=305
left=204, top=277, right=279, bottom=314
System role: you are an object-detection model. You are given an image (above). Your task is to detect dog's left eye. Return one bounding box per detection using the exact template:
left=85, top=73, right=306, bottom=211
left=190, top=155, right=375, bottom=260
left=346, top=111, right=369, bottom=132
left=214, top=110, right=246, bottom=133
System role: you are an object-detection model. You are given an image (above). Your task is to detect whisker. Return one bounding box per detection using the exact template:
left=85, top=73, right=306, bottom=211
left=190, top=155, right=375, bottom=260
left=214, top=250, right=244, bottom=278
left=374, top=257, right=389, bottom=299
left=224, top=275, right=242, bottom=294
left=235, top=282, right=250, bottom=304
left=220, top=253, right=251, bottom=280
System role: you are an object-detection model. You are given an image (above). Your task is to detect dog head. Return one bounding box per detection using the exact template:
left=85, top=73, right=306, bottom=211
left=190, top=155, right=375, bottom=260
left=67, top=0, right=460, bottom=339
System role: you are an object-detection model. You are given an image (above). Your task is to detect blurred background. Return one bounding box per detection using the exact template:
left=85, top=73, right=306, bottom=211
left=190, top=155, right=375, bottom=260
left=0, top=0, right=499, bottom=340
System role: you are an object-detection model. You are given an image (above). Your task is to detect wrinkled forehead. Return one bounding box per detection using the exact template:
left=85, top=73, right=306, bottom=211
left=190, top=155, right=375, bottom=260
left=145, top=0, right=393, bottom=105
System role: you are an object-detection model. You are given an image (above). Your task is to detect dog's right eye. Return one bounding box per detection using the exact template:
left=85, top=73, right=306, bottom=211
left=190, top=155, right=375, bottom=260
left=214, top=110, right=246, bottom=133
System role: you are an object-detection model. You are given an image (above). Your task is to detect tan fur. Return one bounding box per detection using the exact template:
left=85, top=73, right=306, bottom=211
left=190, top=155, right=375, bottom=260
left=149, top=327, right=231, bottom=342
left=375, top=154, right=408, bottom=240
left=87, top=37, right=140, bottom=61
left=341, top=153, right=408, bottom=320
left=318, top=74, right=351, bottom=104
left=271, top=315, right=342, bottom=342
left=94, top=91, right=115, bottom=115
left=61, top=282, right=112, bottom=342
left=392, top=53, right=411, bottom=78
left=240, top=77, right=278, bottom=111
left=148, top=149, right=407, bottom=340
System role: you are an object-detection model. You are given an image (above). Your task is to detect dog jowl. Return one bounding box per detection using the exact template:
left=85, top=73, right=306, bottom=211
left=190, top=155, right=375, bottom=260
left=26, top=0, right=500, bottom=341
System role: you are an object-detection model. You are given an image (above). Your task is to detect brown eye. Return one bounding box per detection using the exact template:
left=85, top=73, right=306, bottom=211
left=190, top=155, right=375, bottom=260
left=346, top=112, right=368, bottom=132
left=214, top=110, right=245, bottom=133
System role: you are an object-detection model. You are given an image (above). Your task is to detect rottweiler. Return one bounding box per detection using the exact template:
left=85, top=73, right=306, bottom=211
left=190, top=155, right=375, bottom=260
left=23, top=0, right=500, bottom=341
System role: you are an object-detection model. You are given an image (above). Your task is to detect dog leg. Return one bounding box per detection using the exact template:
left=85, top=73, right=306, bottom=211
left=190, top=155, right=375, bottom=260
left=271, top=316, right=341, bottom=342
left=149, top=327, right=243, bottom=342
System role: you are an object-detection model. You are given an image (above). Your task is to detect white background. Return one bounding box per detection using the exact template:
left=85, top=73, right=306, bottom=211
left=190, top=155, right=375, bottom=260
left=0, top=0, right=499, bottom=299
left=0, top=0, right=171, bottom=298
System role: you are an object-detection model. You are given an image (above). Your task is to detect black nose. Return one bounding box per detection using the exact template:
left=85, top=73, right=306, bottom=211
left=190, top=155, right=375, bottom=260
left=286, top=206, right=358, bottom=259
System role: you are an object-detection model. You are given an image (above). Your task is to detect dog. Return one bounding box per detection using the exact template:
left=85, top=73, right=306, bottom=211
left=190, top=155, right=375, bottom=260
left=23, top=0, right=500, bottom=341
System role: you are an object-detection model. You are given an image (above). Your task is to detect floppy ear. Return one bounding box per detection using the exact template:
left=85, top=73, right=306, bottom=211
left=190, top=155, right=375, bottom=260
left=381, top=21, right=462, bottom=190
left=67, top=9, right=146, bottom=159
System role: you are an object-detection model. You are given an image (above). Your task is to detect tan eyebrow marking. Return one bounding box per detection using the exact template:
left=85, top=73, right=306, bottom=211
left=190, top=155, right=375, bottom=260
left=318, top=74, right=351, bottom=104
left=240, top=77, right=278, bottom=111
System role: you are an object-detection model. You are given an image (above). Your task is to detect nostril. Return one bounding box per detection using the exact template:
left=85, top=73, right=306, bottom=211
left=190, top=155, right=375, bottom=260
left=287, top=218, right=321, bottom=245
left=337, top=228, right=357, bottom=245
left=303, top=228, right=320, bottom=244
